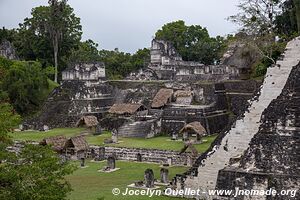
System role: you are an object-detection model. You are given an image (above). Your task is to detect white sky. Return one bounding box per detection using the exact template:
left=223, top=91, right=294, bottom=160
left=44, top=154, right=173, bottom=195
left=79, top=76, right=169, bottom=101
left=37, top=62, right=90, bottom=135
left=0, top=0, right=240, bottom=53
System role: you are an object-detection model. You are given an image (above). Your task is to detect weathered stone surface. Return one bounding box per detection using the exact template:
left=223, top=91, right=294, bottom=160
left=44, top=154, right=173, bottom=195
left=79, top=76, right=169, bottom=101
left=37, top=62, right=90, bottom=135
left=141, top=39, right=240, bottom=81
left=107, top=156, right=115, bottom=169
left=160, top=168, right=169, bottom=183
left=62, top=62, right=106, bottom=81
left=171, top=37, right=300, bottom=199
left=144, top=169, right=155, bottom=188
left=136, top=153, right=142, bottom=162
left=80, top=157, right=85, bottom=167
left=216, top=59, right=300, bottom=199
left=0, top=40, right=18, bottom=60
left=88, top=146, right=198, bottom=166
left=25, top=78, right=114, bottom=129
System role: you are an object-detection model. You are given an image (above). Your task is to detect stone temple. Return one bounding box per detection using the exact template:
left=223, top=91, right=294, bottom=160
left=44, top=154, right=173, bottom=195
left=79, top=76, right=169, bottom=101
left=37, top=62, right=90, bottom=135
left=22, top=35, right=300, bottom=199
left=25, top=39, right=259, bottom=138
left=0, top=40, right=18, bottom=60
left=127, top=39, right=239, bottom=81
left=171, top=37, right=300, bottom=200
left=24, top=62, right=114, bottom=129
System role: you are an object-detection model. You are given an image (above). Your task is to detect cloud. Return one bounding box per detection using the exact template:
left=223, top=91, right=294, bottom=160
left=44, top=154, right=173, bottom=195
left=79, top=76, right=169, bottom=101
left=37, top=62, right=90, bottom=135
left=0, top=0, right=239, bottom=53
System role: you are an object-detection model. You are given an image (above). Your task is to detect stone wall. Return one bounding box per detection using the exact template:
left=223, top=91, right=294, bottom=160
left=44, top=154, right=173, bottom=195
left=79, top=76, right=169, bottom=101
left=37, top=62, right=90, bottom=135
left=170, top=37, right=300, bottom=199
left=215, top=61, right=300, bottom=199
left=224, top=80, right=262, bottom=116
left=0, top=40, right=17, bottom=60
left=88, top=146, right=196, bottom=166
left=24, top=80, right=114, bottom=129
left=62, top=62, right=106, bottom=81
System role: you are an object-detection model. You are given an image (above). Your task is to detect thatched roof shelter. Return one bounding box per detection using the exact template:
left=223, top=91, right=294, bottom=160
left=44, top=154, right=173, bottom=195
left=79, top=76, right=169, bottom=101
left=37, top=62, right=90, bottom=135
left=65, top=136, right=89, bottom=151
left=179, top=121, right=206, bottom=136
left=40, top=135, right=67, bottom=152
left=151, top=88, right=173, bottom=108
left=108, top=103, right=146, bottom=115
left=174, top=90, right=193, bottom=97
left=76, top=116, right=98, bottom=128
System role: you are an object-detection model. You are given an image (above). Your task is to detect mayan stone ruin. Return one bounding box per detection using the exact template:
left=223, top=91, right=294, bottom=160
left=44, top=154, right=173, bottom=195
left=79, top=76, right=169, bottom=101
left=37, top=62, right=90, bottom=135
left=3, top=1, right=300, bottom=200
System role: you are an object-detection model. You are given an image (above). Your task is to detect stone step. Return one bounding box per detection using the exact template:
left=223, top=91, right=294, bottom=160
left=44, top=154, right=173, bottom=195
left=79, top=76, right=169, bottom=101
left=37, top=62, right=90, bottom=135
left=180, top=37, right=300, bottom=196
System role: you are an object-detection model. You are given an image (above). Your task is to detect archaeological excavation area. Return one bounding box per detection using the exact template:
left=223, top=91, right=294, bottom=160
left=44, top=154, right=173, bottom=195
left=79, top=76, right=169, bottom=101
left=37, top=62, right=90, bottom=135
left=2, top=1, right=300, bottom=199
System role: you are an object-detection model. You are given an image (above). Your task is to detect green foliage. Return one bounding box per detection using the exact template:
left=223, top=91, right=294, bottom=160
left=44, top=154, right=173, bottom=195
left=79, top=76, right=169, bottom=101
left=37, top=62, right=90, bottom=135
left=251, top=41, right=286, bottom=78
left=0, top=144, right=76, bottom=200
left=68, top=39, right=100, bottom=63
left=11, top=2, right=82, bottom=75
left=1, top=59, right=49, bottom=115
left=43, top=65, right=56, bottom=79
left=155, top=20, right=225, bottom=64
left=0, top=103, right=21, bottom=145
left=275, top=0, right=299, bottom=36
left=67, top=161, right=187, bottom=200
left=100, top=48, right=150, bottom=79
left=253, top=62, right=268, bottom=77
left=0, top=99, right=75, bottom=200
left=0, top=27, right=15, bottom=43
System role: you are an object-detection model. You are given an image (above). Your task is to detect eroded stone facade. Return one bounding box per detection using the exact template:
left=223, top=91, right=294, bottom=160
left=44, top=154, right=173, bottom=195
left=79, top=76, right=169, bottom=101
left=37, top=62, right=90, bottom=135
left=128, top=39, right=239, bottom=81
left=170, top=37, right=300, bottom=200
left=0, top=40, right=17, bottom=60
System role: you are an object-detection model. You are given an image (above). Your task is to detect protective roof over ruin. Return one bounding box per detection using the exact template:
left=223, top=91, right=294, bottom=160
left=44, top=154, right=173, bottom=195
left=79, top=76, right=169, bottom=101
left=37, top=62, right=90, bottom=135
left=151, top=88, right=173, bottom=108
left=76, top=116, right=98, bottom=128
left=65, top=135, right=89, bottom=151
left=179, top=121, right=207, bottom=136
left=39, top=135, right=67, bottom=151
left=108, top=103, right=146, bottom=115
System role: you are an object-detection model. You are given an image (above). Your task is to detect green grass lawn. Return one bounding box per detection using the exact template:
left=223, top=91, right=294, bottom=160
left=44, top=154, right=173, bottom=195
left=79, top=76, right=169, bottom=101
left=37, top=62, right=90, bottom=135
left=9, top=128, right=86, bottom=141
left=67, top=160, right=187, bottom=200
left=10, top=128, right=216, bottom=152
left=87, top=132, right=216, bottom=153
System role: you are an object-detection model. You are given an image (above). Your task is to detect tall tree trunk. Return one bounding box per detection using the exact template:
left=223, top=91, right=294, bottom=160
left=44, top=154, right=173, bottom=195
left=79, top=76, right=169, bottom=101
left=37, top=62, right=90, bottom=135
left=53, top=35, right=59, bottom=83
left=294, top=0, right=300, bottom=33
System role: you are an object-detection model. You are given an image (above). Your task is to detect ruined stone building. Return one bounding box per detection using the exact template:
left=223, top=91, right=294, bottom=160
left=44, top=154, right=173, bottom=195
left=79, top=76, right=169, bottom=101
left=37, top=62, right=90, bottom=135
left=62, top=62, right=106, bottom=81
left=128, top=39, right=239, bottom=81
left=0, top=40, right=18, bottom=60
left=24, top=62, right=114, bottom=129
left=25, top=39, right=260, bottom=139
left=171, top=37, right=300, bottom=200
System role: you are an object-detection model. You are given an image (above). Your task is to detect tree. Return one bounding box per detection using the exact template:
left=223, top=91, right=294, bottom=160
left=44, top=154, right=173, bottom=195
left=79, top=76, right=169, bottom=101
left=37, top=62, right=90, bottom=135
left=2, top=60, right=49, bottom=115
left=294, top=0, right=300, bottom=33
left=0, top=101, right=75, bottom=200
left=229, top=1, right=287, bottom=65
left=68, top=39, right=100, bottom=63
left=99, top=48, right=150, bottom=80
left=275, top=0, right=298, bottom=36
left=1, top=144, right=75, bottom=200
left=16, top=0, right=82, bottom=82
left=229, top=0, right=283, bottom=36
left=155, top=20, right=225, bottom=64
left=0, top=80, right=75, bottom=200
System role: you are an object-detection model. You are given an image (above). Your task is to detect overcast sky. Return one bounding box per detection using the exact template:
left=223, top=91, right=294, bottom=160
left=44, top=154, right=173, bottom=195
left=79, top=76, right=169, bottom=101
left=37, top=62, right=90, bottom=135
left=0, top=0, right=240, bottom=53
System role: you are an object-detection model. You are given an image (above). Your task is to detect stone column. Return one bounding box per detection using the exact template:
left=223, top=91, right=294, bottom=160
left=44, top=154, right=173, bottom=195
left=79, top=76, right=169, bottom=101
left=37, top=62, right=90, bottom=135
left=144, top=169, right=154, bottom=188
left=171, top=133, right=178, bottom=140
left=160, top=168, right=169, bottom=183
left=91, top=148, right=96, bottom=159
left=80, top=157, right=85, bottom=167
left=97, top=147, right=105, bottom=161
left=112, top=129, right=118, bottom=143
left=107, top=156, right=115, bottom=169
left=167, top=157, right=172, bottom=166
left=137, top=153, right=142, bottom=162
